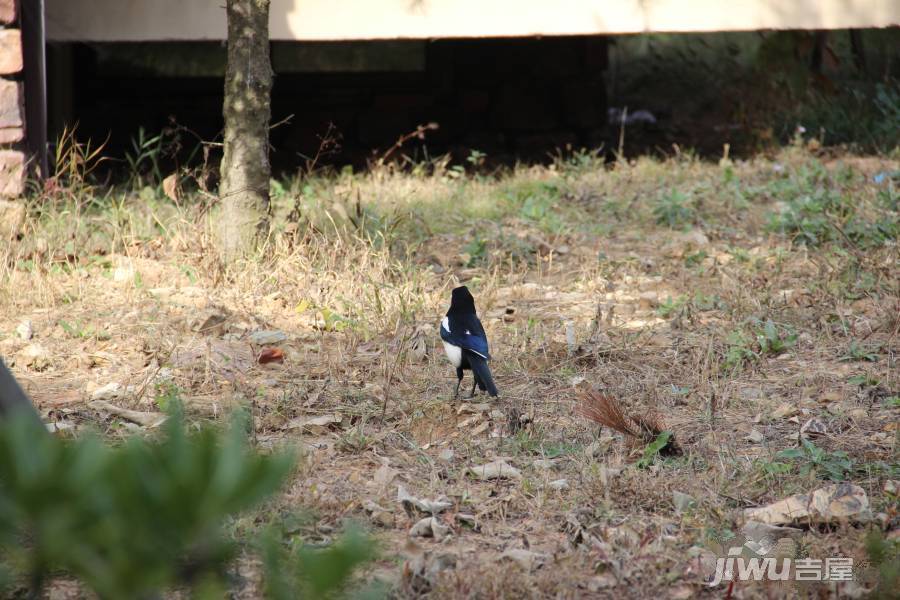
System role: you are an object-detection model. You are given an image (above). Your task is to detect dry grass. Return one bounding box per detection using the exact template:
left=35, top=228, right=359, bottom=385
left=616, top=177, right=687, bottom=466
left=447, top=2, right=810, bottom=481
left=2, top=145, right=898, bottom=598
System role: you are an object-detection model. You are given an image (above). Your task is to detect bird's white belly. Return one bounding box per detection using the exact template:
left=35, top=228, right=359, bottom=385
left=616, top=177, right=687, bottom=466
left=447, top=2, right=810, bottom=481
left=443, top=341, right=462, bottom=367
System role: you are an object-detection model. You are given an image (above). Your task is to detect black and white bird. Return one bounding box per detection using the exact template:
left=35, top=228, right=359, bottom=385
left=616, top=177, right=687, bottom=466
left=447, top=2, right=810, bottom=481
left=440, top=286, right=498, bottom=399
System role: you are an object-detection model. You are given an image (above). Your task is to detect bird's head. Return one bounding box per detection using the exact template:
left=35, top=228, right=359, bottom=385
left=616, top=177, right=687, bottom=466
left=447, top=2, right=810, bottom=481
left=449, top=285, right=476, bottom=315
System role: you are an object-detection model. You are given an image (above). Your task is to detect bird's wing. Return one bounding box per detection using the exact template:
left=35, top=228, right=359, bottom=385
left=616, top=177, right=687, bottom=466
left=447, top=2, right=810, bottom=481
left=443, top=314, right=490, bottom=359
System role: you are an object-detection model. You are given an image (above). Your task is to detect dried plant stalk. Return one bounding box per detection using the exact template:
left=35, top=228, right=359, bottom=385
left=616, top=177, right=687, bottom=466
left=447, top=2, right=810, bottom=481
left=577, top=389, right=675, bottom=450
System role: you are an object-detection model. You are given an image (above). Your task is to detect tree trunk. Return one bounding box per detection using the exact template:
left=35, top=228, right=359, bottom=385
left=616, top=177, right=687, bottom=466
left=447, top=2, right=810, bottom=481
left=218, top=0, right=272, bottom=262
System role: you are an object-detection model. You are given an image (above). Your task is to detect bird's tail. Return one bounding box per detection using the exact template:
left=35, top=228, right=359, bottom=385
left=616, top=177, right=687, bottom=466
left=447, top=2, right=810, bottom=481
left=466, top=351, right=498, bottom=397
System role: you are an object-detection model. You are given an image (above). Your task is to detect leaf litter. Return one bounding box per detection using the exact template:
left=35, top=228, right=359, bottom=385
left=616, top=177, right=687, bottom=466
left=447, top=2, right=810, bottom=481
left=3, top=150, right=898, bottom=598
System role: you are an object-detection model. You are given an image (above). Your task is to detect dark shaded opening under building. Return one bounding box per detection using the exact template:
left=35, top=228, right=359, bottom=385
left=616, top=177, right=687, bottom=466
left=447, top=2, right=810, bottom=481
left=47, top=37, right=610, bottom=175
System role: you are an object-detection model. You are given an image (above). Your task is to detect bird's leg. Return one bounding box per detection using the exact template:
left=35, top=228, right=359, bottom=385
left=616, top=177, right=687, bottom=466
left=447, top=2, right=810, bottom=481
left=453, top=368, right=463, bottom=400
left=469, top=379, right=477, bottom=399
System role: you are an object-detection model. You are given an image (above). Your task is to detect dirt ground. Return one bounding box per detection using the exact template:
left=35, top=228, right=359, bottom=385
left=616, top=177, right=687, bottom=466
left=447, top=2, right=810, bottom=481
left=2, top=147, right=898, bottom=598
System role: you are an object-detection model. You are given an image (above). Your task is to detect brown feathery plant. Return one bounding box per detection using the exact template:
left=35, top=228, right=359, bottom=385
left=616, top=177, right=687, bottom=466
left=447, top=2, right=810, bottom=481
left=577, top=388, right=678, bottom=452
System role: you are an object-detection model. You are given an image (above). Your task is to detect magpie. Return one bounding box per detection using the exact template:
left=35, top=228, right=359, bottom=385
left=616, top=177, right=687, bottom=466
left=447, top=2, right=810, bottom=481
left=440, top=286, right=498, bottom=399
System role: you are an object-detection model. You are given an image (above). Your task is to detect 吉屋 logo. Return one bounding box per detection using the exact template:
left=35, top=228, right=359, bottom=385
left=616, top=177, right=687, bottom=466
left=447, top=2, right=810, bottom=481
left=703, top=531, right=854, bottom=586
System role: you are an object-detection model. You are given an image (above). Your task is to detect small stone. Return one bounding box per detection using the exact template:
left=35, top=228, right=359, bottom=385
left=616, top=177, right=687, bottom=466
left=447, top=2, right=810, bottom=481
left=847, top=408, right=868, bottom=421
left=673, top=491, right=695, bottom=513
left=468, top=459, right=522, bottom=480
left=548, top=479, right=569, bottom=491
left=746, top=429, right=765, bottom=443
left=532, top=459, right=555, bottom=470
left=739, top=387, right=764, bottom=401
left=884, top=480, right=898, bottom=495
left=638, top=291, right=658, bottom=309
left=409, top=516, right=450, bottom=540
left=818, top=390, right=842, bottom=404
left=438, top=448, right=455, bottom=462
left=499, top=548, right=548, bottom=571
left=744, top=483, right=870, bottom=525
left=249, top=330, right=288, bottom=345
left=569, top=375, right=587, bottom=388
left=800, top=417, right=827, bottom=437
left=584, top=441, right=605, bottom=458
left=771, top=402, right=798, bottom=419
left=90, top=382, right=123, bottom=402
left=16, top=343, right=49, bottom=370
left=741, top=520, right=803, bottom=543
left=15, top=319, right=32, bottom=340
left=587, top=573, right=617, bottom=591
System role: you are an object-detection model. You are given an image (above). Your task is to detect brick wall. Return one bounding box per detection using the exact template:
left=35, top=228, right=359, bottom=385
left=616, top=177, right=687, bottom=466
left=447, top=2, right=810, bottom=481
left=0, top=0, right=24, bottom=239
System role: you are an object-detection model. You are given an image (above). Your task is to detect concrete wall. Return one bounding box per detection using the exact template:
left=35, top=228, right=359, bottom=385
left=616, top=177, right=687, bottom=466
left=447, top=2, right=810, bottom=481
left=46, top=0, right=900, bottom=42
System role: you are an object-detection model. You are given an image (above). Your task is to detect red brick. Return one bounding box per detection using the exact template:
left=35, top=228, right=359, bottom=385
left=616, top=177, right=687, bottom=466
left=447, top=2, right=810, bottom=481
left=0, top=80, right=23, bottom=128
left=0, top=149, right=24, bottom=196
left=0, top=30, right=22, bottom=75
left=0, top=126, right=22, bottom=143
left=0, top=0, right=15, bottom=24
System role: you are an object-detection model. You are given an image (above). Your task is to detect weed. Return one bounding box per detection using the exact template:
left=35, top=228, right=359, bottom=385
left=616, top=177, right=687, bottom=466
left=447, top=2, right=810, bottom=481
left=768, top=439, right=854, bottom=481
left=691, top=292, right=725, bottom=312
left=754, top=319, right=797, bottom=356
left=861, top=529, right=900, bottom=600
left=261, top=524, right=378, bottom=600
left=723, top=329, right=758, bottom=371
left=683, top=250, right=708, bottom=268
left=0, top=408, right=298, bottom=598
left=728, top=247, right=751, bottom=263
left=505, top=181, right=567, bottom=233
left=553, top=146, right=604, bottom=177
left=652, top=190, right=695, bottom=228
left=504, top=429, right=578, bottom=458
left=848, top=373, right=880, bottom=388
left=153, top=382, right=182, bottom=412
left=337, top=426, right=370, bottom=454
left=840, top=341, right=880, bottom=362
left=766, top=184, right=897, bottom=248
left=124, top=126, right=165, bottom=188
left=466, top=149, right=486, bottom=169
left=657, top=295, right=687, bottom=318
left=58, top=319, right=109, bottom=341
left=636, top=431, right=673, bottom=469
left=462, top=236, right=488, bottom=267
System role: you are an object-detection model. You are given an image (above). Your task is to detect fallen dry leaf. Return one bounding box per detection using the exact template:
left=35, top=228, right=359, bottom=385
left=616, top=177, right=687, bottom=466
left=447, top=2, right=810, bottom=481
left=372, top=464, right=399, bottom=490
left=257, top=347, right=285, bottom=364
left=397, top=485, right=453, bottom=516
left=409, top=516, right=450, bottom=540
left=286, top=413, right=342, bottom=432
left=771, top=402, right=798, bottom=419
left=162, top=173, right=180, bottom=202
left=499, top=548, right=548, bottom=571
left=468, top=459, right=522, bottom=480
